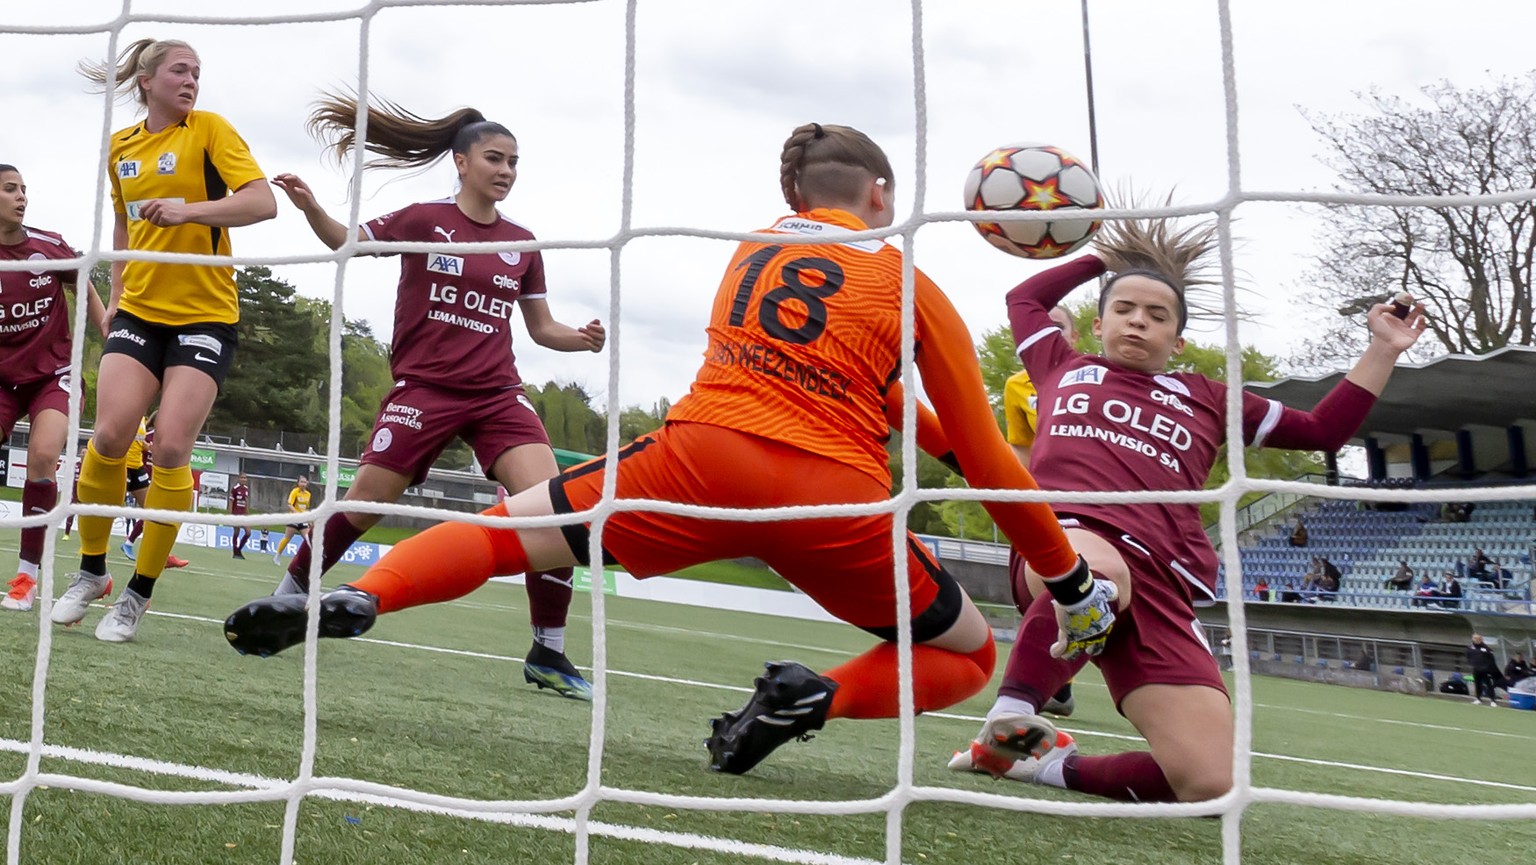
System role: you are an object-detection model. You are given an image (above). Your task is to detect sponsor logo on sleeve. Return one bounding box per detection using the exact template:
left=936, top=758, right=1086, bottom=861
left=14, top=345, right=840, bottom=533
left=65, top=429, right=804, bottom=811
left=1058, top=365, right=1108, bottom=388
left=426, top=253, right=464, bottom=276
left=517, top=394, right=536, bottom=413
left=157, top=152, right=177, bottom=175
left=371, top=427, right=393, bottom=453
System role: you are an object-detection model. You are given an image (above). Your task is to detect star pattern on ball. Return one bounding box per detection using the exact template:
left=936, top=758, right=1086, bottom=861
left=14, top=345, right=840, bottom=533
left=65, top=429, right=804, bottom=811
left=1021, top=177, right=1071, bottom=211
left=979, top=147, right=1019, bottom=175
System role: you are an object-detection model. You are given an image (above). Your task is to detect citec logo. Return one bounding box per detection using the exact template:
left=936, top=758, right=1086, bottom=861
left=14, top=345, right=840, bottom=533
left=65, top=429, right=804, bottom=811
left=492, top=274, right=519, bottom=291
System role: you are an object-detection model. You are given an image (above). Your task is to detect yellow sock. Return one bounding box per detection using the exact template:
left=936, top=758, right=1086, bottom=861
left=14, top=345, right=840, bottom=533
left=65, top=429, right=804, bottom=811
left=135, top=464, right=193, bottom=580
left=76, top=440, right=128, bottom=557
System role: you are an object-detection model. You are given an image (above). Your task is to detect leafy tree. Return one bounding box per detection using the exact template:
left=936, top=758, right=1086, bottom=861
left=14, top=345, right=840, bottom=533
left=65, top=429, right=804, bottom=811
left=525, top=381, right=606, bottom=453
left=211, top=266, right=325, bottom=435
left=1298, top=74, right=1536, bottom=367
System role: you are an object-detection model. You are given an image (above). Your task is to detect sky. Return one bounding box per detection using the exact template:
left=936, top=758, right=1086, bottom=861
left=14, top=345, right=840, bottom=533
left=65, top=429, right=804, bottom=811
left=5, top=0, right=1536, bottom=414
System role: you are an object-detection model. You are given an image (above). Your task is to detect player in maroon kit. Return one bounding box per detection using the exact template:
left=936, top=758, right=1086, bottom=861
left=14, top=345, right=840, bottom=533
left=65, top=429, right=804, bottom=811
left=0, top=165, right=108, bottom=612
left=228, top=473, right=251, bottom=559
left=253, top=91, right=605, bottom=700
left=948, top=216, right=1427, bottom=802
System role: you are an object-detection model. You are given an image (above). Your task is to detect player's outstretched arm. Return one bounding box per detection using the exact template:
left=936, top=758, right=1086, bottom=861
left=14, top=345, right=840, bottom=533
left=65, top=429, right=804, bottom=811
left=270, top=173, right=360, bottom=250
left=1257, top=298, right=1428, bottom=453
left=519, top=297, right=606, bottom=353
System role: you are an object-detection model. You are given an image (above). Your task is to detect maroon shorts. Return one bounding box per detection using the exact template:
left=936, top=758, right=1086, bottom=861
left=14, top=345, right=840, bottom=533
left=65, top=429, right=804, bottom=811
left=1060, top=513, right=1226, bottom=708
left=360, top=381, right=551, bottom=485
left=0, top=369, right=75, bottom=439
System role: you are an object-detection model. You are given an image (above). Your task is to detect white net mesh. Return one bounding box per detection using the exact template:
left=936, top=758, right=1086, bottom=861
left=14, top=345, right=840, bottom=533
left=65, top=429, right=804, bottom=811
left=4, top=2, right=1536, bottom=864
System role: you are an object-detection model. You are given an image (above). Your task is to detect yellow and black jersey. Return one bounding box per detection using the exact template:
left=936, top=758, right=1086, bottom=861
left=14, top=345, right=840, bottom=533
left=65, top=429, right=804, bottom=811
left=108, top=110, right=265, bottom=326
left=287, top=486, right=312, bottom=514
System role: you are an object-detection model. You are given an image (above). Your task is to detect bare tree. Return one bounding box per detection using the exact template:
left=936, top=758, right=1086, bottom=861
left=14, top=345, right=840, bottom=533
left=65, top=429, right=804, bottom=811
left=1296, top=75, right=1536, bottom=369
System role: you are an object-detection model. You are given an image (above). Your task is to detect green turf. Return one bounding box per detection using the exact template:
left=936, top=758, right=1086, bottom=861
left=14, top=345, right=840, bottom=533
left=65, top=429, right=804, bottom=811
left=2, top=536, right=1534, bottom=864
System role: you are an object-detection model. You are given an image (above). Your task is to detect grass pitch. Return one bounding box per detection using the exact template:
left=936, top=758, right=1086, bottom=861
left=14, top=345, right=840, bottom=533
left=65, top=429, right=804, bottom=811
left=2, top=538, right=1534, bottom=865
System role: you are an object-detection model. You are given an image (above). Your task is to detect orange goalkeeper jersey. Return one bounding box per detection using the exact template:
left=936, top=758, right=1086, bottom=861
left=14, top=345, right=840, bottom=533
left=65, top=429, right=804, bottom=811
left=666, top=208, right=1078, bottom=577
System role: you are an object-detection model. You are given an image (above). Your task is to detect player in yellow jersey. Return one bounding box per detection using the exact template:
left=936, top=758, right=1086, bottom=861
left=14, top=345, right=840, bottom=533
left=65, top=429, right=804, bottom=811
left=228, top=122, right=1090, bottom=776
left=271, top=476, right=313, bottom=566
left=51, top=38, right=276, bottom=642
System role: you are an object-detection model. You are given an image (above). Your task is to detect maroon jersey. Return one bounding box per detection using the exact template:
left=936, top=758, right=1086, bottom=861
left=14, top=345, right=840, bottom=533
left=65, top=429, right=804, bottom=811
left=363, top=200, right=547, bottom=390
left=0, top=227, right=79, bottom=386
left=230, top=483, right=250, bottom=515
left=1008, top=256, right=1373, bottom=601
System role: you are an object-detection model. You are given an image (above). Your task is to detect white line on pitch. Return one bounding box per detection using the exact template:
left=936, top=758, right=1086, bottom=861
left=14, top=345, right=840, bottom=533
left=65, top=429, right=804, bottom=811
left=124, top=609, right=1536, bottom=795
left=0, top=740, right=885, bottom=865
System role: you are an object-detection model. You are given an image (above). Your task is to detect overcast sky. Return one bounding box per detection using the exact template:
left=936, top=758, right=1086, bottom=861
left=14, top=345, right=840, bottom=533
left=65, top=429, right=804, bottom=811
left=6, top=0, right=1535, bottom=413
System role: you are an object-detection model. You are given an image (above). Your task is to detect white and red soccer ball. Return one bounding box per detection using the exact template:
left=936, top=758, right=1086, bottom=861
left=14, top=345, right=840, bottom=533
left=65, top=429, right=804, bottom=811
left=962, top=143, right=1104, bottom=259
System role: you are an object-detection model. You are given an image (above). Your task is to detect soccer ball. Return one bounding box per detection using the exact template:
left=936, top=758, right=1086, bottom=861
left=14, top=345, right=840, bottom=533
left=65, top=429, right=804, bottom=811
left=962, top=143, right=1104, bottom=259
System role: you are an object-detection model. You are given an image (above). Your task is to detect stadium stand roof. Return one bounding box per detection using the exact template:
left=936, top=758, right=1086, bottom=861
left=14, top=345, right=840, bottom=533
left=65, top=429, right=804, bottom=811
left=1248, top=344, right=1536, bottom=441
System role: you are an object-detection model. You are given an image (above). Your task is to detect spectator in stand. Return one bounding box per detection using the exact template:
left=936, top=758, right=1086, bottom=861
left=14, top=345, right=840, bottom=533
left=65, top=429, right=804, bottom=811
left=1301, top=557, right=1323, bottom=594
left=1504, top=651, right=1531, bottom=688
left=1412, top=574, right=1440, bottom=608
left=1441, top=572, right=1463, bottom=610
left=1288, top=516, right=1308, bottom=547
left=1386, top=559, right=1413, bottom=591
left=1253, top=578, right=1270, bottom=601
left=1466, top=633, right=1501, bottom=706
left=1317, top=557, right=1341, bottom=600
left=1279, top=580, right=1304, bottom=604
left=1469, top=547, right=1494, bottom=583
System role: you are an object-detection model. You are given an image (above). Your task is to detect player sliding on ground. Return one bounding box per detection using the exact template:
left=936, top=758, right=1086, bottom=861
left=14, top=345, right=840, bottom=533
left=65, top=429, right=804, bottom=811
left=947, top=214, right=1427, bottom=801
left=255, top=91, right=606, bottom=700
left=225, top=122, right=1090, bottom=774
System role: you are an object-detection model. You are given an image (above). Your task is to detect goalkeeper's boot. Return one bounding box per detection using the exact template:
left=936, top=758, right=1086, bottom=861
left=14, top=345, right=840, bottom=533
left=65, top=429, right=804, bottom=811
left=706, top=661, right=837, bottom=775
left=2, top=573, right=38, bottom=612
left=1041, top=683, right=1076, bottom=717
left=223, top=585, right=376, bottom=657
left=947, top=726, right=1077, bottom=783
left=164, top=554, right=190, bottom=569
left=49, top=571, right=113, bottom=626
left=523, top=642, right=594, bottom=702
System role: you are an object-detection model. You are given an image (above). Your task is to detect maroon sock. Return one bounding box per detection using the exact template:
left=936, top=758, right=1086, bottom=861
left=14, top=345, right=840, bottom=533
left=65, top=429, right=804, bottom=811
left=127, top=519, right=144, bottom=543
left=997, top=593, right=1090, bottom=708
left=20, top=479, right=58, bottom=565
left=1062, top=752, right=1178, bottom=802
left=526, top=567, right=574, bottom=628
left=286, top=513, right=367, bottom=589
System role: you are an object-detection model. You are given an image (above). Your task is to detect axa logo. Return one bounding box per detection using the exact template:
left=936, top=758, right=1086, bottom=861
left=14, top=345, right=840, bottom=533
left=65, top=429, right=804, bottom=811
left=117, top=160, right=141, bottom=179
left=426, top=254, right=464, bottom=276
left=1058, top=365, right=1108, bottom=388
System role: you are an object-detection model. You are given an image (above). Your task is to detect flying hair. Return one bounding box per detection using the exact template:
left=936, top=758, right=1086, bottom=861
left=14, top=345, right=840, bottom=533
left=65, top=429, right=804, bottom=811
left=78, top=38, right=197, bottom=108
left=308, top=89, right=514, bottom=173
left=1094, top=192, right=1226, bottom=332
left=779, top=122, right=893, bottom=212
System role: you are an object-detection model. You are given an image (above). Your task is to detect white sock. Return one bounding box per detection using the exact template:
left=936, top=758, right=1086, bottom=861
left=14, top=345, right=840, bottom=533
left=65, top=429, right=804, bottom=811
left=985, top=695, right=1038, bottom=724
left=17, top=560, right=39, bottom=579
left=533, top=626, right=565, bottom=654
left=273, top=573, right=306, bottom=596
left=1036, top=757, right=1068, bottom=788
